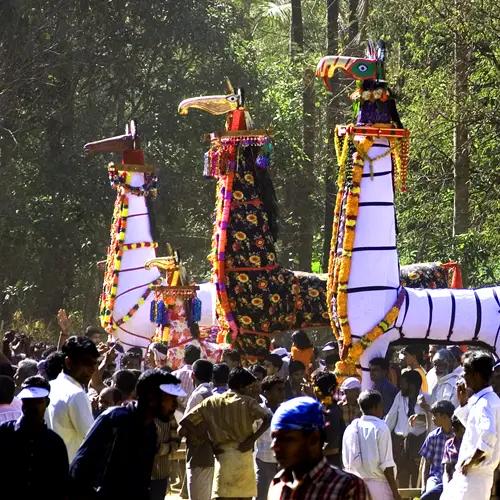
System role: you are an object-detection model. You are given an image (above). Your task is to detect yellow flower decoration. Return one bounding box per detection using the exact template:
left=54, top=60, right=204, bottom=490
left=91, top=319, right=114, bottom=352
left=251, top=297, right=264, bottom=307
left=237, top=273, right=249, bottom=283
left=291, top=284, right=300, bottom=295
left=408, top=271, right=419, bottom=280
left=270, top=293, right=281, bottom=303
left=233, top=191, right=244, bottom=200
left=235, top=231, right=247, bottom=241
left=246, top=214, right=258, bottom=224
left=348, top=343, right=363, bottom=361
left=268, top=252, right=275, bottom=261
left=240, top=315, right=252, bottom=325
left=256, top=337, right=267, bottom=347
left=249, top=255, right=261, bottom=266
left=308, top=288, right=320, bottom=298
left=244, top=173, right=254, bottom=184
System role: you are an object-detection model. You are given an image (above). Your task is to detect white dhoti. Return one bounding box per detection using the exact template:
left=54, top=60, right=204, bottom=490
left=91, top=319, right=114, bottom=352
left=213, top=444, right=256, bottom=498
left=440, top=471, right=494, bottom=500
left=187, top=465, right=214, bottom=500
left=364, top=478, right=393, bottom=500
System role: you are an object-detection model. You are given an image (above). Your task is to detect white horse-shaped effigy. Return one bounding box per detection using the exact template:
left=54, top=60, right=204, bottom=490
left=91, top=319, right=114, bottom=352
left=316, top=42, right=500, bottom=388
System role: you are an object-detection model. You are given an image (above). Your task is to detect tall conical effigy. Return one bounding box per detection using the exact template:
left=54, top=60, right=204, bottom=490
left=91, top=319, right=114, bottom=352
left=85, top=121, right=160, bottom=350
left=316, top=41, right=500, bottom=387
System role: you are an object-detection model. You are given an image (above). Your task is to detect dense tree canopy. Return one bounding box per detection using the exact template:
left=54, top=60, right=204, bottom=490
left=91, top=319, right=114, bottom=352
left=1, top=0, right=498, bottom=337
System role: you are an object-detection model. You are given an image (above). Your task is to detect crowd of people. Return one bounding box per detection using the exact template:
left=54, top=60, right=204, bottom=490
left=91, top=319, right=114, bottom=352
left=1, top=324, right=500, bottom=500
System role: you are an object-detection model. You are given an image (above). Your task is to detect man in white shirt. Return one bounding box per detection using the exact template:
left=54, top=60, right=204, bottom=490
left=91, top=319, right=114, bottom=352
left=343, top=390, right=401, bottom=500
left=429, top=349, right=459, bottom=407
left=46, top=336, right=99, bottom=461
left=442, top=351, right=500, bottom=500
left=385, top=369, right=427, bottom=487
left=426, top=345, right=439, bottom=394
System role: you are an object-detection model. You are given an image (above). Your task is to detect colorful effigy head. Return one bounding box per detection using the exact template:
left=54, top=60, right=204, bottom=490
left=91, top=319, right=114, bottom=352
left=316, top=40, right=402, bottom=128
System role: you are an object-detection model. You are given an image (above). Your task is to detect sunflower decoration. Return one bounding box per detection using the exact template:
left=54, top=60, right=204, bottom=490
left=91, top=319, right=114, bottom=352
left=256, top=337, right=268, bottom=347
left=233, top=190, right=244, bottom=201
left=237, top=273, right=249, bottom=283
left=244, top=173, right=255, bottom=185
left=267, top=252, right=276, bottom=261
left=291, top=283, right=301, bottom=295
left=251, top=297, right=264, bottom=308
left=308, top=288, right=320, bottom=298
left=270, top=293, right=281, bottom=303
left=235, top=231, right=247, bottom=241
left=239, top=315, right=253, bottom=326
left=246, top=214, right=258, bottom=225
left=249, top=255, right=261, bottom=266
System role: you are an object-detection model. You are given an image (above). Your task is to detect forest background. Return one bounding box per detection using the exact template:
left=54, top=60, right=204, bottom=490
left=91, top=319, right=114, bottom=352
left=0, top=0, right=498, bottom=340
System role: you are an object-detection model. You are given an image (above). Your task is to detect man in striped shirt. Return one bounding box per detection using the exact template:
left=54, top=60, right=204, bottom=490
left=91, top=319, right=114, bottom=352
left=269, top=397, right=368, bottom=500
left=180, top=368, right=271, bottom=499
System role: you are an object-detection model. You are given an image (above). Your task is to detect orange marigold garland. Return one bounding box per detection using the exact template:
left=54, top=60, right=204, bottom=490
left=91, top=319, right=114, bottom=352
left=328, top=132, right=370, bottom=349
left=335, top=288, right=405, bottom=378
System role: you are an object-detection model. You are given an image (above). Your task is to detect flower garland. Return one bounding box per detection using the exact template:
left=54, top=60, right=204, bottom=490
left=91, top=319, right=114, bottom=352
left=327, top=135, right=368, bottom=349
left=108, top=164, right=158, bottom=198
left=350, top=85, right=391, bottom=103
left=335, top=288, right=405, bottom=378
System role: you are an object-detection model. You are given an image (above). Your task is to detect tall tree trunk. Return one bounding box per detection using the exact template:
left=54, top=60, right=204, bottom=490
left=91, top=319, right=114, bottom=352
left=453, top=5, right=471, bottom=286
left=322, top=0, right=340, bottom=271
left=358, top=0, right=369, bottom=43
left=290, top=0, right=315, bottom=271
left=348, top=0, right=359, bottom=47
left=290, top=0, right=304, bottom=57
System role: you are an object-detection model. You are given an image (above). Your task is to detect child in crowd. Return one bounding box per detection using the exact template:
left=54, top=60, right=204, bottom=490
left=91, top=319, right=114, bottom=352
left=313, top=371, right=345, bottom=467
left=419, top=400, right=455, bottom=499
left=290, top=330, right=314, bottom=373
left=284, top=360, right=306, bottom=400
left=442, top=416, right=465, bottom=485
left=339, top=377, right=362, bottom=426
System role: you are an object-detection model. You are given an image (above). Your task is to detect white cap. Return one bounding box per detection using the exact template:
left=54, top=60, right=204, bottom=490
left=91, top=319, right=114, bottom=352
left=340, top=377, right=361, bottom=391
left=271, top=348, right=289, bottom=358
left=160, top=383, right=187, bottom=397
left=17, top=387, right=49, bottom=399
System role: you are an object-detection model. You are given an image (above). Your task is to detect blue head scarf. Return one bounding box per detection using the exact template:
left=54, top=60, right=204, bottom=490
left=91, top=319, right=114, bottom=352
left=271, top=396, right=325, bottom=432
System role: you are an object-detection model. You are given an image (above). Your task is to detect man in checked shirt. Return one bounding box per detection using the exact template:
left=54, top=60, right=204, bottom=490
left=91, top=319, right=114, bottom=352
left=268, top=396, right=368, bottom=500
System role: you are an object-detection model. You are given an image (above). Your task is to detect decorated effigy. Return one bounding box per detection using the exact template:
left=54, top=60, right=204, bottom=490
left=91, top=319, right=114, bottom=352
left=86, top=122, right=223, bottom=361
left=177, top=84, right=464, bottom=360
left=85, top=121, right=160, bottom=350
left=178, top=84, right=330, bottom=357
left=316, top=41, right=500, bottom=386
left=146, top=249, right=223, bottom=369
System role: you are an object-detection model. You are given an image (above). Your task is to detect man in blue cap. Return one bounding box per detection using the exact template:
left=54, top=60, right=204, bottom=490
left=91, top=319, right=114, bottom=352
left=268, top=396, right=368, bottom=499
